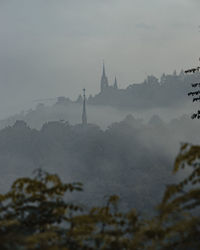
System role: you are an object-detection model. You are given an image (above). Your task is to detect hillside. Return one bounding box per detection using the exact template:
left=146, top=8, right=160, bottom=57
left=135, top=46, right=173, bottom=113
left=0, top=114, right=199, bottom=212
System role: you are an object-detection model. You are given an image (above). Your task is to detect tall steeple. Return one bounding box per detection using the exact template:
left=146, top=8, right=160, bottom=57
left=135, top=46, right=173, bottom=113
left=101, top=62, right=109, bottom=92
left=103, top=61, right=106, bottom=77
left=82, top=88, right=87, bottom=126
left=113, top=76, right=118, bottom=89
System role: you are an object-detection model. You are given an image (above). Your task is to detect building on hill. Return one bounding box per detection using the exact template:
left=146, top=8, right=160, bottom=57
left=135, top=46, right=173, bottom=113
left=100, top=62, right=109, bottom=92
left=77, top=64, right=193, bottom=109
left=100, top=63, right=118, bottom=92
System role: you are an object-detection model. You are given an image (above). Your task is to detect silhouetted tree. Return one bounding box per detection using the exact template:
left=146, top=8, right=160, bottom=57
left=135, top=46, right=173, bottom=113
left=185, top=61, right=200, bottom=119
left=0, top=144, right=200, bottom=249
left=0, top=169, right=83, bottom=249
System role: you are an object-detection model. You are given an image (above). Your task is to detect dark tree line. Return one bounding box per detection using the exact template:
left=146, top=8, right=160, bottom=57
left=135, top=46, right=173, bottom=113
left=0, top=114, right=199, bottom=212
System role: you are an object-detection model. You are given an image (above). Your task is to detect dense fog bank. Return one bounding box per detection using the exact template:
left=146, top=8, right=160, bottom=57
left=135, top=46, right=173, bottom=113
left=0, top=99, right=194, bottom=130
left=0, top=114, right=199, bottom=212
left=0, top=69, right=198, bottom=130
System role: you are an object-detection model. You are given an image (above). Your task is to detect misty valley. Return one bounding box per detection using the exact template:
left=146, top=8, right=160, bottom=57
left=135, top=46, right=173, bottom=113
left=0, top=72, right=200, bottom=249
left=1, top=0, right=200, bottom=247
left=0, top=67, right=200, bottom=249
left=0, top=70, right=199, bottom=210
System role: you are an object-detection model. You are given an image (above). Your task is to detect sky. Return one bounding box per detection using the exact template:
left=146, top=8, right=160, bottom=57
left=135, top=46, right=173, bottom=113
left=0, top=0, right=199, bottom=118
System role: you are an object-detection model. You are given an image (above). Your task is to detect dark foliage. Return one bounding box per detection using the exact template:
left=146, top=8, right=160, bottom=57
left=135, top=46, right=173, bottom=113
left=185, top=63, right=200, bottom=119
left=0, top=144, right=200, bottom=249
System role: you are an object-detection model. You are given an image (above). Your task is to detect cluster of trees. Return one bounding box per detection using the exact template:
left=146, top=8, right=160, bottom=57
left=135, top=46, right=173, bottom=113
left=0, top=115, right=197, bottom=211
left=0, top=114, right=199, bottom=211
left=0, top=144, right=199, bottom=249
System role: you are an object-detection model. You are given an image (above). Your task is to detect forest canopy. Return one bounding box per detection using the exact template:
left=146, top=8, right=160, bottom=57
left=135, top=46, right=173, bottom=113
left=0, top=115, right=199, bottom=212
left=0, top=144, right=199, bottom=249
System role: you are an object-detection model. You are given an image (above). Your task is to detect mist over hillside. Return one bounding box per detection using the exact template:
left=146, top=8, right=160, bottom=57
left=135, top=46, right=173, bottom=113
left=0, top=113, right=199, bottom=212
left=0, top=100, right=194, bottom=130
left=0, top=69, right=197, bottom=130
left=0, top=68, right=198, bottom=212
left=1, top=1, right=200, bottom=247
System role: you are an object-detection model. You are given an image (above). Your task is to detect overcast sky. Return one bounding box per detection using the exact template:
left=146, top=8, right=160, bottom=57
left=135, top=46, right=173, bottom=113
left=0, top=0, right=199, bottom=118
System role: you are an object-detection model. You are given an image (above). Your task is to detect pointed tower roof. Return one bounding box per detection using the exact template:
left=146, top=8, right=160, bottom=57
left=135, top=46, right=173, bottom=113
left=114, top=76, right=118, bottom=89
left=100, top=61, right=109, bottom=92
left=102, top=61, right=106, bottom=77
left=82, top=88, right=87, bottom=126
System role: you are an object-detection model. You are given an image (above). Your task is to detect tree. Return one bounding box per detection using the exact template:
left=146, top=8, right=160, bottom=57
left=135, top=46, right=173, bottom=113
left=185, top=62, right=200, bottom=119
left=139, top=143, right=200, bottom=249
left=0, top=145, right=200, bottom=249
left=0, top=168, right=83, bottom=249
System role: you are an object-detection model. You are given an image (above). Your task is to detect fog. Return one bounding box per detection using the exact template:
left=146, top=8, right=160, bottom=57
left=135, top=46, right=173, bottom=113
left=0, top=0, right=200, bottom=119
left=0, top=110, right=199, bottom=212
left=0, top=0, right=200, bottom=217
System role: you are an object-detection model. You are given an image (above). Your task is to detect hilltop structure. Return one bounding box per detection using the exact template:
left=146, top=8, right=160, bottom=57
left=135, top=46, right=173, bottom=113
left=57, top=63, right=194, bottom=110
left=0, top=65, right=198, bottom=130
left=85, top=63, right=194, bottom=108
left=32, top=63, right=197, bottom=113
left=100, top=63, right=118, bottom=92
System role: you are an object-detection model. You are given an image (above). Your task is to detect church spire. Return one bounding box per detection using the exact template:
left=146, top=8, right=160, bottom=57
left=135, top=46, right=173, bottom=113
left=103, top=61, right=106, bottom=77
left=82, top=88, right=87, bottom=126
left=101, top=62, right=109, bottom=92
left=114, top=76, right=118, bottom=89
